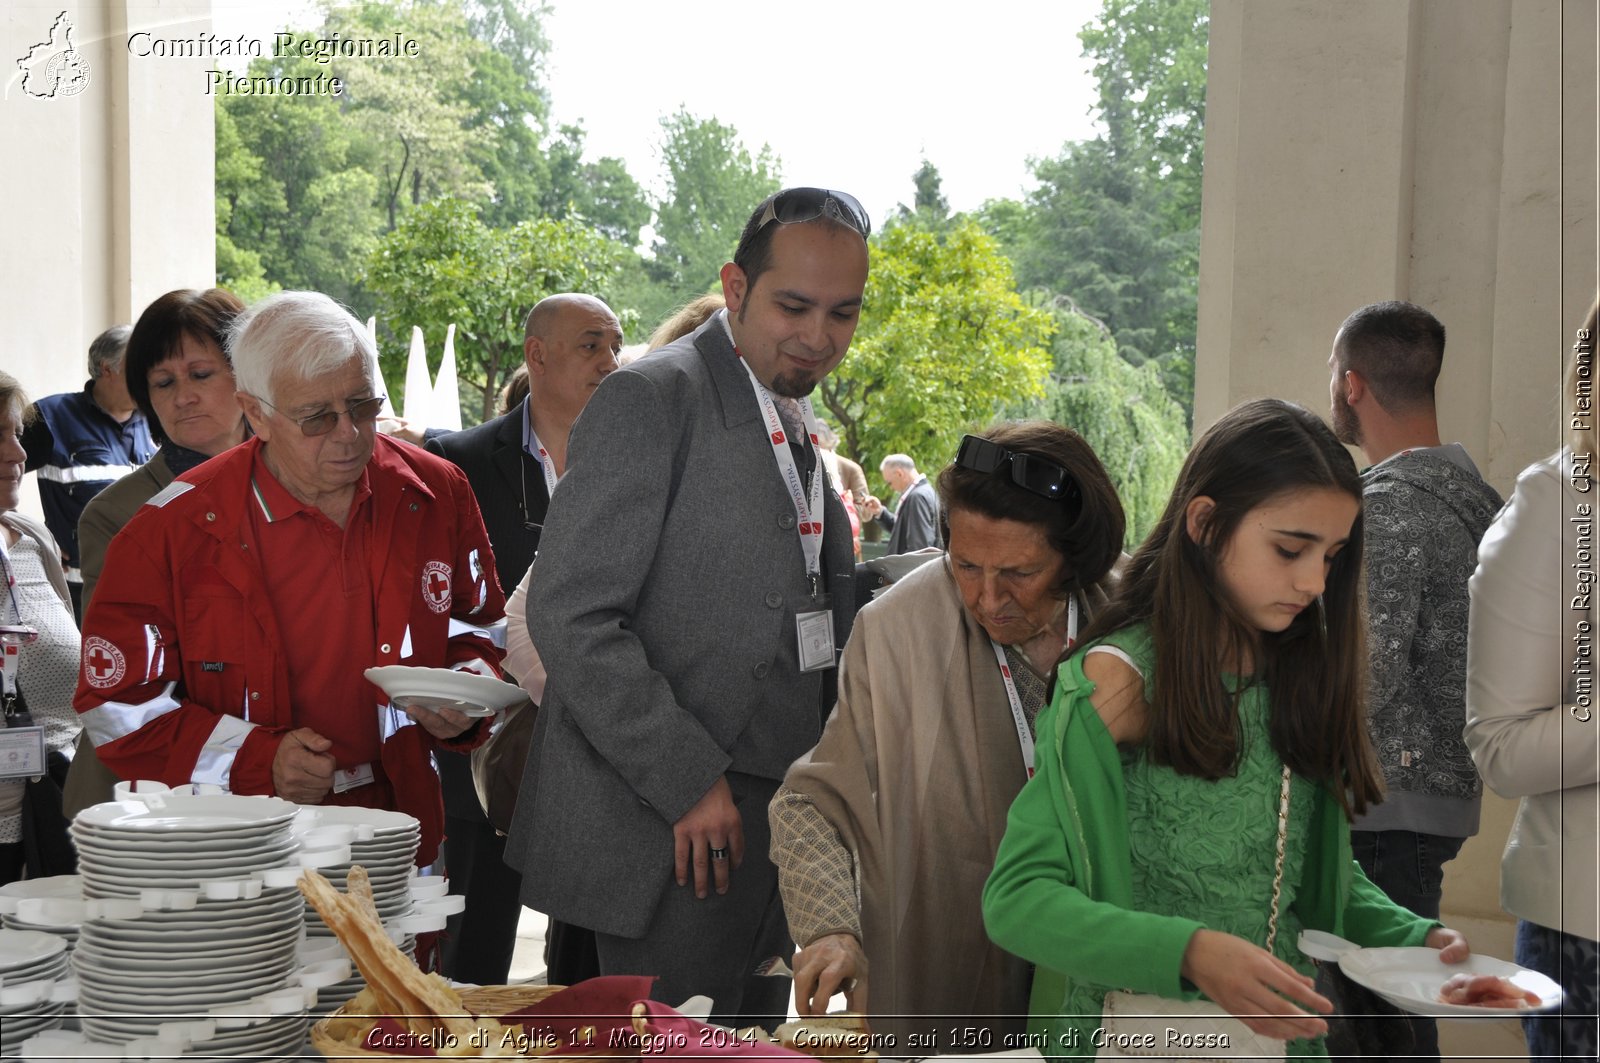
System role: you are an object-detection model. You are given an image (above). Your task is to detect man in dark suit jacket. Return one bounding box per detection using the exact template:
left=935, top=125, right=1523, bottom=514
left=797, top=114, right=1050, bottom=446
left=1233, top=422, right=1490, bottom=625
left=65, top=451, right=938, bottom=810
left=424, top=293, right=622, bottom=985
left=870, top=453, right=939, bottom=554
left=508, top=189, right=871, bottom=1028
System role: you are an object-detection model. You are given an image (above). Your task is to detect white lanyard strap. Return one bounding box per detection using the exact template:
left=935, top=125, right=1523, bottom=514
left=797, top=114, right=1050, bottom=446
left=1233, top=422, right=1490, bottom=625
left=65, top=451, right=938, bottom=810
left=991, top=595, right=1079, bottom=779
left=738, top=359, right=825, bottom=582
left=524, top=417, right=562, bottom=500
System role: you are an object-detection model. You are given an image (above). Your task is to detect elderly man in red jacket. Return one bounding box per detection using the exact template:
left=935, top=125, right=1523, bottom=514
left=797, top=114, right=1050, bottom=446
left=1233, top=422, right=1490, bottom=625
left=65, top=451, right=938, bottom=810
left=74, top=291, right=504, bottom=867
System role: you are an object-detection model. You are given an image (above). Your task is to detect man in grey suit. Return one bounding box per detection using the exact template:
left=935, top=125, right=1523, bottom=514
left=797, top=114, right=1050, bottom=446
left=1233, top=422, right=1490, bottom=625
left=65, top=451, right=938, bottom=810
left=508, top=188, right=870, bottom=1027
left=424, top=293, right=622, bottom=986
left=868, top=453, right=939, bottom=554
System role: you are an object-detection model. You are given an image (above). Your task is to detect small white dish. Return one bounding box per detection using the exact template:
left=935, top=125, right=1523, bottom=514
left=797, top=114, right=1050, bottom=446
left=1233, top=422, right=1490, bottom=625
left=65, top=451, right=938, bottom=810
left=1337, top=947, right=1563, bottom=1016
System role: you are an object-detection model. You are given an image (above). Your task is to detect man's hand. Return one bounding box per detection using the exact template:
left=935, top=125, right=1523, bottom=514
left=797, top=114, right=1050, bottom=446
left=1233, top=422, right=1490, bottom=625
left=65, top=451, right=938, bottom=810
left=672, top=776, right=744, bottom=899
left=860, top=496, right=884, bottom=521
left=403, top=704, right=474, bottom=741
left=792, top=933, right=868, bottom=1017
left=1179, top=928, right=1332, bottom=1042
left=272, top=727, right=336, bottom=803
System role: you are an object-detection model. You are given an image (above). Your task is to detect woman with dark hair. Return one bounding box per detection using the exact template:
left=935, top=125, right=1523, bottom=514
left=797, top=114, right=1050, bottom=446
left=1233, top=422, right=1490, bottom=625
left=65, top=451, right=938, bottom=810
left=771, top=420, right=1125, bottom=1049
left=0, top=372, right=80, bottom=883
left=983, top=399, right=1467, bottom=1056
left=64, top=287, right=248, bottom=816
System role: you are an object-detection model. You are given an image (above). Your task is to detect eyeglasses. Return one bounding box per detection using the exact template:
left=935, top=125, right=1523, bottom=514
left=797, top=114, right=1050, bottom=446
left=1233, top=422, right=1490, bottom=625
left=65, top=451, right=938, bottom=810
left=954, top=434, right=1084, bottom=518
left=257, top=395, right=385, bottom=437
left=755, top=187, right=872, bottom=239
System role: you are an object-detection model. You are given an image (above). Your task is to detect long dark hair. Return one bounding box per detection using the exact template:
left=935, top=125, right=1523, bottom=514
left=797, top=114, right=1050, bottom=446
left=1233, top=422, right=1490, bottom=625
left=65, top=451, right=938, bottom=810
left=1077, top=398, right=1382, bottom=816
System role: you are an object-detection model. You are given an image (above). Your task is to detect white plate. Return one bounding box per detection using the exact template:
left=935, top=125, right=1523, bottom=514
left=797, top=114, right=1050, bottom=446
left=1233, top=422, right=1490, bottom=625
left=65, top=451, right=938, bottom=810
left=0, top=929, right=68, bottom=972
left=0, top=876, right=82, bottom=913
left=1338, top=947, right=1564, bottom=1016
left=74, top=795, right=299, bottom=833
left=365, top=665, right=524, bottom=716
left=296, top=805, right=419, bottom=835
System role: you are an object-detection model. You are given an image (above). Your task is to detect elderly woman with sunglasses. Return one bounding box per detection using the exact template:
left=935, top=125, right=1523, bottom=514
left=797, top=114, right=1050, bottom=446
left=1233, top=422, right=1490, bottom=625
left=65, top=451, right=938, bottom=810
left=74, top=291, right=503, bottom=869
left=771, top=421, right=1125, bottom=1049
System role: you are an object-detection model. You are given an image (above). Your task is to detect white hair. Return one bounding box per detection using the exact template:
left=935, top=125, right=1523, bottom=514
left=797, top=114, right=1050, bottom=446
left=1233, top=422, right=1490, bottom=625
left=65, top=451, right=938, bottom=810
left=228, top=291, right=376, bottom=406
left=880, top=453, right=916, bottom=473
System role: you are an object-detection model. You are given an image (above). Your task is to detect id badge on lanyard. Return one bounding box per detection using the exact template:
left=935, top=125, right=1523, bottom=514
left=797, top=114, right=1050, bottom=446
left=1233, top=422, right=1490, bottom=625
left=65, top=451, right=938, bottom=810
left=737, top=354, right=835, bottom=673
left=0, top=624, right=44, bottom=780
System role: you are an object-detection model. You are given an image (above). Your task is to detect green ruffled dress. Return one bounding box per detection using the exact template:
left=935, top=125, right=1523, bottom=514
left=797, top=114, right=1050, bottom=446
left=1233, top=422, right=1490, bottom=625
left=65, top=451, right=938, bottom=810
left=1053, top=625, right=1327, bottom=1058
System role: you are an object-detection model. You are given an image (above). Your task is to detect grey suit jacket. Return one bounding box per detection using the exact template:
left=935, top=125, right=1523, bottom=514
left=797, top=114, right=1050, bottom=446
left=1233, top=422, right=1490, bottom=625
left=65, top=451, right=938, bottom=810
left=506, top=315, right=856, bottom=937
left=881, top=475, right=940, bottom=555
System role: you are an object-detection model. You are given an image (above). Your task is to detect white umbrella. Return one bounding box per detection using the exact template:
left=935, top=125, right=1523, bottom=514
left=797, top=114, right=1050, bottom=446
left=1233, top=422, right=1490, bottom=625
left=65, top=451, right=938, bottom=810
left=402, top=325, right=433, bottom=427
left=431, top=323, right=462, bottom=432
left=366, top=317, right=396, bottom=417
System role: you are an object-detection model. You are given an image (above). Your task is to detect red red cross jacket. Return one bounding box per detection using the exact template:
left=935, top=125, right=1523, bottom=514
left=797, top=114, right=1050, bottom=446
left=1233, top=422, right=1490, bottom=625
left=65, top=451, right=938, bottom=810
left=73, top=435, right=506, bottom=866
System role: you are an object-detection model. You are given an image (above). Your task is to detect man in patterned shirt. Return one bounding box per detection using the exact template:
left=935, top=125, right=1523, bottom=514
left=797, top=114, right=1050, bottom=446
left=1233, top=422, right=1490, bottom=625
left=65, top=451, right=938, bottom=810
left=1327, top=300, right=1504, bottom=1062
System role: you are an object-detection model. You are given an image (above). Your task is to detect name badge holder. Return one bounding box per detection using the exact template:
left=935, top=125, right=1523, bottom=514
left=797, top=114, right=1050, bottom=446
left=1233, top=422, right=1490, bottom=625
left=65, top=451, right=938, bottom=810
left=0, top=625, right=46, bottom=781
left=736, top=354, right=835, bottom=673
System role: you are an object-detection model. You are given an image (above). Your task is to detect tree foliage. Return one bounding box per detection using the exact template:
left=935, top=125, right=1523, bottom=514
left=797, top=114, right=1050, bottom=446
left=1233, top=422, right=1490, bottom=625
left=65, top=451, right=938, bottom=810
left=214, top=0, right=651, bottom=317
left=363, top=199, right=628, bottom=423
left=646, top=110, right=781, bottom=320
left=820, top=220, right=1054, bottom=483
left=1080, top=0, right=1210, bottom=226
left=1005, top=304, right=1187, bottom=547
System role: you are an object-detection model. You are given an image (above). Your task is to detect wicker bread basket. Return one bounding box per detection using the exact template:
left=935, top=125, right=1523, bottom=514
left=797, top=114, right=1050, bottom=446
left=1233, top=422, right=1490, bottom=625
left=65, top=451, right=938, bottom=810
left=311, top=983, right=583, bottom=1059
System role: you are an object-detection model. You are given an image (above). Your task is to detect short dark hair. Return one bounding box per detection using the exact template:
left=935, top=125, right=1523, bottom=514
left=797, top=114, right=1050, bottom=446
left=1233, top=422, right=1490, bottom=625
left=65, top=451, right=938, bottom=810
left=731, top=189, right=867, bottom=293
left=936, top=420, right=1124, bottom=599
left=125, top=288, right=246, bottom=445
left=1335, top=300, right=1445, bottom=413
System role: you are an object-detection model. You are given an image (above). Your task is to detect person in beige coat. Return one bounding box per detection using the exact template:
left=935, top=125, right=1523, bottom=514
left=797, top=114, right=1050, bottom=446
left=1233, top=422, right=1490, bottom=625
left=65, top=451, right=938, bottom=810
left=771, top=421, right=1125, bottom=1051
left=1465, top=298, right=1599, bottom=1060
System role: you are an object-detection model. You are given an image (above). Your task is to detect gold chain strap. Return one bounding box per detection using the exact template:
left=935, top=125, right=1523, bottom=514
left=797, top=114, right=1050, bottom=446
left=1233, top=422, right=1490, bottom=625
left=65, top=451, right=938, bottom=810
left=1264, top=764, right=1292, bottom=954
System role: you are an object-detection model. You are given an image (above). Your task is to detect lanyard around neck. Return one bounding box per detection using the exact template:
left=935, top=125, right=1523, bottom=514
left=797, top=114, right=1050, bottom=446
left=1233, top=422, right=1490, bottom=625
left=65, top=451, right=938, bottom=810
left=990, top=594, right=1079, bottom=779
left=736, top=359, right=825, bottom=584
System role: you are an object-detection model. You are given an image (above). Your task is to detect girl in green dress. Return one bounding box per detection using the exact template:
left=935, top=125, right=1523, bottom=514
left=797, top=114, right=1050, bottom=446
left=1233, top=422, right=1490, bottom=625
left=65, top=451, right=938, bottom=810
left=983, top=399, right=1469, bottom=1058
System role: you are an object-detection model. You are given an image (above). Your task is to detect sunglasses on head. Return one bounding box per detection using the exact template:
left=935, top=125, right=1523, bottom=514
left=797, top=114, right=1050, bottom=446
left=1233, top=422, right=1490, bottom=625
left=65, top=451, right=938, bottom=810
left=954, top=434, right=1084, bottom=518
left=755, top=187, right=872, bottom=239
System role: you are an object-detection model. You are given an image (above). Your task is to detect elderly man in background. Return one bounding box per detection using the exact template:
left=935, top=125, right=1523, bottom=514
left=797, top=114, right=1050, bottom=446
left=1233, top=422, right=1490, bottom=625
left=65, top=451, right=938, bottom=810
left=864, top=453, right=938, bottom=555
left=22, top=325, right=154, bottom=619
left=74, top=290, right=503, bottom=869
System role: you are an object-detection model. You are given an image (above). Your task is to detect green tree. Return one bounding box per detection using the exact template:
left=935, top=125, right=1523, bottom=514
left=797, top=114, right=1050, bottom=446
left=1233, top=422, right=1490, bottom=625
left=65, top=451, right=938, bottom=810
left=820, top=220, right=1054, bottom=484
left=647, top=110, right=781, bottom=320
left=363, top=199, right=629, bottom=423
left=540, top=124, right=651, bottom=246
left=890, top=159, right=951, bottom=231
left=1080, top=0, right=1210, bottom=226
left=1006, top=304, right=1188, bottom=546
left=320, top=2, right=498, bottom=229
left=213, top=49, right=383, bottom=307
left=1013, top=139, right=1196, bottom=382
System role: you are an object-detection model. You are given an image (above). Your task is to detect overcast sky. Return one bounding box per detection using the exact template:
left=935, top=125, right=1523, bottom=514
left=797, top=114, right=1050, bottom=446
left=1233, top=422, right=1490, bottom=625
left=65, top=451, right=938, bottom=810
left=210, top=0, right=1106, bottom=226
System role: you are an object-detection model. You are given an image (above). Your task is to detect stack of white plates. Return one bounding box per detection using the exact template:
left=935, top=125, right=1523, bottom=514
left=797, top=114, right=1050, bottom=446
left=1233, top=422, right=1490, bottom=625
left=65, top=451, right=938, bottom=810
left=0, top=929, right=73, bottom=1053
left=292, top=805, right=421, bottom=934
left=291, top=806, right=424, bottom=1018
left=0, top=876, right=83, bottom=952
left=72, top=795, right=300, bottom=898
left=67, top=794, right=309, bottom=1051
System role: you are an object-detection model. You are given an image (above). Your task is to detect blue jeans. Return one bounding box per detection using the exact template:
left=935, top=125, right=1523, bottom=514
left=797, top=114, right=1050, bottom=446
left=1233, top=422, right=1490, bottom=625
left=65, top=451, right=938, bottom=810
left=1347, top=830, right=1465, bottom=1063
left=1516, top=919, right=1599, bottom=1062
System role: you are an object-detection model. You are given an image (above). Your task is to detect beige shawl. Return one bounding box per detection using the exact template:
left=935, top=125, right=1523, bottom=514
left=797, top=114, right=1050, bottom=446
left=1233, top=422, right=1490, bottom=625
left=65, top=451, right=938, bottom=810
left=779, top=557, right=1110, bottom=1049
